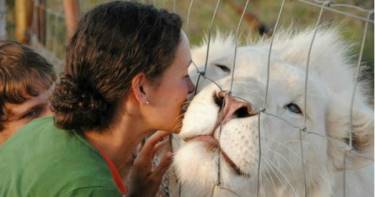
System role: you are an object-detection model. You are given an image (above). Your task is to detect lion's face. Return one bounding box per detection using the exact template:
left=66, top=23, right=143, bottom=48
left=173, top=29, right=373, bottom=197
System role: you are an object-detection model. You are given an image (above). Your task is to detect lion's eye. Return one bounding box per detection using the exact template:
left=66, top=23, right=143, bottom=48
left=214, top=64, right=230, bottom=73
left=285, top=103, right=303, bottom=114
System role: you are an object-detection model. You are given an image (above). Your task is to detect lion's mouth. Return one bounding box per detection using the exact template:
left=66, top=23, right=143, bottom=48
left=181, top=91, right=256, bottom=176
left=184, top=135, right=218, bottom=149
left=184, top=134, right=247, bottom=176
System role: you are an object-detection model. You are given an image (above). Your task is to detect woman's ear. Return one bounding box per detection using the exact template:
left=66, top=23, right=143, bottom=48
left=131, top=73, right=150, bottom=105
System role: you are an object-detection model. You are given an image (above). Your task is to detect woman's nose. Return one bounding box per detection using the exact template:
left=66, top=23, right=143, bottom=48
left=187, top=77, right=195, bottom=94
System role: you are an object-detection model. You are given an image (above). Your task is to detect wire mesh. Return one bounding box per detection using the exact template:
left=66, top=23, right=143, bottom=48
left=0, top=0, right=6, bottom=40
left=174, top=0, right=373, bottom=196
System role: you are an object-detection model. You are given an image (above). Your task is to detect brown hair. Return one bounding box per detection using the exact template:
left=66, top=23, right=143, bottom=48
left=0, top=41, right=56, bottom=131
left=50, top=1, right=182, bottom=133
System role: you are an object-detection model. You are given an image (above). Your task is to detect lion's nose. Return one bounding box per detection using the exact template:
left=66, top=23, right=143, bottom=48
left=214, top=91, right=258, bottom=123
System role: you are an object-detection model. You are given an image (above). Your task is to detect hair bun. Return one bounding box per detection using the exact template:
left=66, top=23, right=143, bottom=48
left=51, top=74, right=110, bottom=132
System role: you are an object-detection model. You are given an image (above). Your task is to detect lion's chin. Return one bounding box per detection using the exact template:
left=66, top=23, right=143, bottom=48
left=173, top=141, right=257, bottom=196
left=174, top=141, right=219, bottom=190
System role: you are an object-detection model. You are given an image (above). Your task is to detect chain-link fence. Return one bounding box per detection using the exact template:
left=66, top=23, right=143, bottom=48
left=182, top=1, right=373, bottom=196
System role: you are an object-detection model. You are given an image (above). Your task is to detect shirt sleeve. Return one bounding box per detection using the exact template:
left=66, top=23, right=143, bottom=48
left=67, top=187, right=123, bottom=197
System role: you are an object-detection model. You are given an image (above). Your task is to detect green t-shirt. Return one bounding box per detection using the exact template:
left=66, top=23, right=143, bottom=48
left=0, top=116, right=122, bottom=197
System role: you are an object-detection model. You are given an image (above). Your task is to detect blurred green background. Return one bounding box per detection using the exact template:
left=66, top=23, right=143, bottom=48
left=4, top=0, right=374, bottom=99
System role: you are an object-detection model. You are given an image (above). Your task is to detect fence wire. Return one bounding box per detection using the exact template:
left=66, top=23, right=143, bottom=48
left=177, top=0, right=373, bottom=197
left=5, top=0, right=374, bottom=197
left=0, top=0, right=6, bottom=40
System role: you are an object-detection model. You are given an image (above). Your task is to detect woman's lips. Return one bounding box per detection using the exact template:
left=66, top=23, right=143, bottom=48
left=180, top=99, right=191, bottom=113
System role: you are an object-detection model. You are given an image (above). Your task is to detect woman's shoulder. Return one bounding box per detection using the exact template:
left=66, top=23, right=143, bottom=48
left=0, top=116, right=53, bottom=152
left=65, top=186, right=122, bottom=197
left=0, top=115, right=120, bottom=197
left=1, top=116, right=67, bottom=152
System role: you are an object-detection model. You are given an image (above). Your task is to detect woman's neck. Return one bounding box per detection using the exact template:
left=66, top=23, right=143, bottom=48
left=84, top=112, right=152, bottom=175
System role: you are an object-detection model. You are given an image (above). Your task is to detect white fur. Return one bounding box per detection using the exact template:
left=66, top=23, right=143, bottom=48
left=172, top=28, right=374, bottom=197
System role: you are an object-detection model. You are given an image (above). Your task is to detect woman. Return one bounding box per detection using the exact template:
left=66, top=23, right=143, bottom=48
left=0, top=1, right=194, bottom=196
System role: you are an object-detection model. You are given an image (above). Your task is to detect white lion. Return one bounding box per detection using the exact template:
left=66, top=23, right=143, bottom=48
left=170, top=28, right=374, bottom=197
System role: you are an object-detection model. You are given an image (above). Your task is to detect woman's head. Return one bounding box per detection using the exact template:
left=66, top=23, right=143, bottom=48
left=51, top=1, right=193, bottom=133
left=0, top=41, right=56, bottom=143
left=135, top=31, right=194, bottom=132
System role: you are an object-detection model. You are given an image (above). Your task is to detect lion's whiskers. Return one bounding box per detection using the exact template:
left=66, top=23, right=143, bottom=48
left=263, top=135, right=332, bottom=196
left=260, top=167, right=279, bottom=196
left=264, top=137, right=306, bottom=161
left=263, top=146, right=299, bottom=176
left=259, top=135, right=315, bottom=197
left=263, top=158, right=298, bottom=197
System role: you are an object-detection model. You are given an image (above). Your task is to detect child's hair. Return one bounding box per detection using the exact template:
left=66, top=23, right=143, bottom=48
left=0, top=41, right=57, bottom=131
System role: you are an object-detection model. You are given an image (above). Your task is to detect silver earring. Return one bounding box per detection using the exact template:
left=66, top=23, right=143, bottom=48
left=143, top=95, right=150, bottom=104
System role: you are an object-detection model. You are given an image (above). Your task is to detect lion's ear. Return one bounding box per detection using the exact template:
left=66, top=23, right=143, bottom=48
left=327, top=99, right=373, bottom=170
